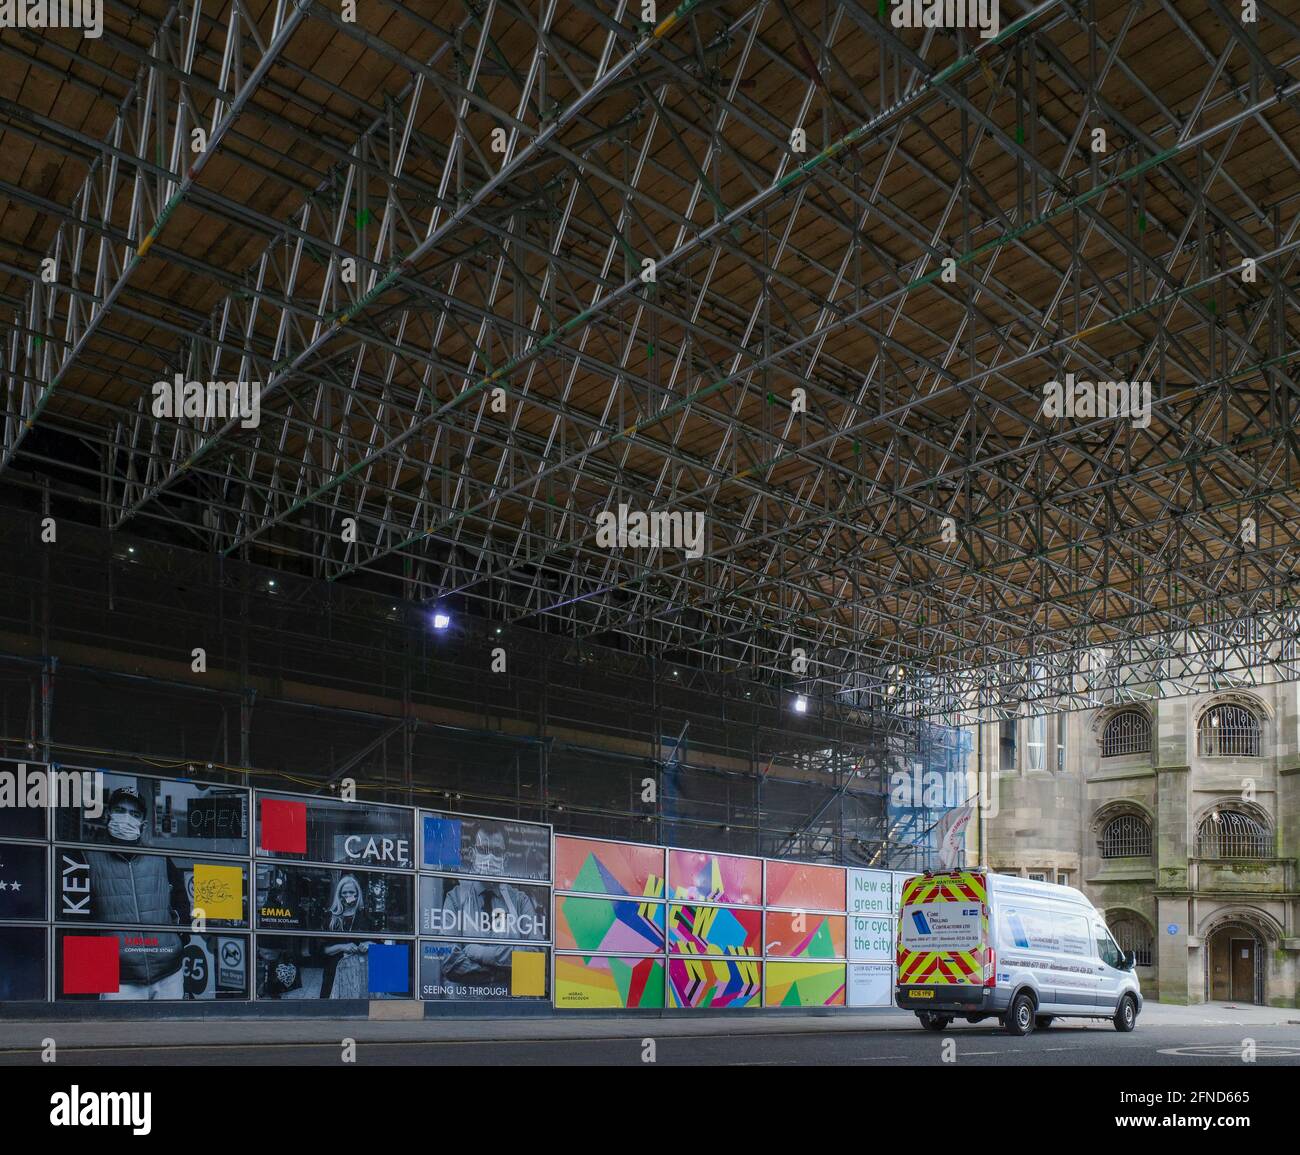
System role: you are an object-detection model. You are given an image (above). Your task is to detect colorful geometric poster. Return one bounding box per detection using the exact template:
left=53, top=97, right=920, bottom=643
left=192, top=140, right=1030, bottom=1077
left=765, top=861, right=845, bottom=912
left=554, top=895, right=664, bottom=953
left=668, top=849, right=761, bottom=905
left=668, top=957, right=761, bottom=1008
left=764, top=911, right=846, bottom=958
left=553, top=836, right=665, bottom=897
left=667, top=903, right=761, bottom=956
left=764, top=961, right=846, bottom=1007
left=555, top=954, right=664, bottom=1008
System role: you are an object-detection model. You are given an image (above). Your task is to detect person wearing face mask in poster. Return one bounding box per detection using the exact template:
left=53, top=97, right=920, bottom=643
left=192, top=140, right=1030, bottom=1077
left=440, top=829, right=544, bottom=989
left=320, top=873, right=373, bottom=998
left=83, top=785, right=186, bottom=1000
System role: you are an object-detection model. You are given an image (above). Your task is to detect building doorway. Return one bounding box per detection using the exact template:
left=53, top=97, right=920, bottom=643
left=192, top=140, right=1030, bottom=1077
left=1207, top=926, right=1262, bottom=1004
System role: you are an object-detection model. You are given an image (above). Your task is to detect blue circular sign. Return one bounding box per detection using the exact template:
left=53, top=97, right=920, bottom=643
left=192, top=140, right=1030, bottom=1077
left=1167, top=923, right=1179, bottom=935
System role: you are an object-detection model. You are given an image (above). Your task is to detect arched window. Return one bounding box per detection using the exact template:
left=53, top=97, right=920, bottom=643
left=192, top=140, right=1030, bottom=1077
left=1108, top=915, right=1153, bottom=967
left=1100, top=814, right=1151, bottom=858
left=1197, top=703, right=1261, bottom=757
left=1101, top=710, right=1151, bottom=757
left=1195, top=809, right=1271, bottom=859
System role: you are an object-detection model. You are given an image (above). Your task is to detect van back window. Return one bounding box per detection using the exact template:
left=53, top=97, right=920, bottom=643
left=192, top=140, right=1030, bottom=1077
left=898, top=901, right=983, bottom=951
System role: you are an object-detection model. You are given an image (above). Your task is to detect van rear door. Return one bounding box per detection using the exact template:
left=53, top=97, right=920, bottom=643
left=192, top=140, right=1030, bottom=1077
left=896, top=872, right=990, bottom=1001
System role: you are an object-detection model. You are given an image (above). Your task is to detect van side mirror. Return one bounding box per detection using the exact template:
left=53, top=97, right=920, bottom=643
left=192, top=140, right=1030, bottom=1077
left=1123, top=950, right=1136, bottom=971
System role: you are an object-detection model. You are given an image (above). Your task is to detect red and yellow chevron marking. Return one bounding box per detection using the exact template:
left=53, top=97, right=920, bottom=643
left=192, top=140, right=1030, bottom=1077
left=900, top=871, right=986, bottom=907
left=896, top=871, right=989, bottom=985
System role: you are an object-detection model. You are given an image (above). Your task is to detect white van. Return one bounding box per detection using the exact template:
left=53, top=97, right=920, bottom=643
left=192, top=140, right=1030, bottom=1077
left=894, top=868, right=1142, bottom=1035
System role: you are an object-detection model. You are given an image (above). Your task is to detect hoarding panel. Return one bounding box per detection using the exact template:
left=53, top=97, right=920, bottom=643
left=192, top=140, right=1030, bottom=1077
left=848, top=915, right=896, bottom=961
left=668, top=849, right=761, bottom=905
left=847, top=868, right=894, bottom=915
left=253, top=934, right=411, bottom=998
left=55, top=928, right=250, bottom=1000
left=57, top=771, right=249, bottom=856
left=256, top=792, right=413, bottom=868
left=763, top=910, right=846, bottom=959
left=764, top=960, right=846, bottom=1007
left=668, top=957, right=761, bottom=1008
left=554, top=894, right=662, bottom=953
left=420, top=811, right=550, bottom=881
left=0, top=925, right=47, bottom=999
left=847, top=962, right=894, bottom=1007
left=553, top=835, right=664, bottom=898
left=666, top=903, right=761, bottom=956
left=554, top=953, right=664, bottom=1008
left=764, top=860, right=845, bottom=912
left=257, top=862, right=414, bottom=934
left=55, top=846, right=249, bottom=929
left=419, top=940, right=550, bottom=1001
left=420, top=873, right=549, bottom=942
left=0, top=841, right=46, bottom=920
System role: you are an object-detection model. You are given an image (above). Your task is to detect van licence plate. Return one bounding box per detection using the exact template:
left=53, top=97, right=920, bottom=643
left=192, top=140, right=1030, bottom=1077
left=908, top=989, right=934, bottom=999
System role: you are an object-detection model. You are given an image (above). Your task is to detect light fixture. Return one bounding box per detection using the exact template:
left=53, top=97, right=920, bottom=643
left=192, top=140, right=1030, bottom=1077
left=794, top=695, right=808, bottom=714
left=432, top=610, right=451, bottom=630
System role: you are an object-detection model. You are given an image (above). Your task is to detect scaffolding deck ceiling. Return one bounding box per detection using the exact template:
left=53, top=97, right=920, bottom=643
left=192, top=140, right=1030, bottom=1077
left=2, top=0, right=1299, bottom=724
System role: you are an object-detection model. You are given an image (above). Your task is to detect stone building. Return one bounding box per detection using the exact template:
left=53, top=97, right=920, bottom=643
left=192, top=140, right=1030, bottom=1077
left=976, top=685, right=1300, bottom=1006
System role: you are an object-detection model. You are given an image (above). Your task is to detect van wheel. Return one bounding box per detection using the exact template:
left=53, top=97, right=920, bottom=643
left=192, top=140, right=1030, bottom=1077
left=1113, top=995, right=1137, bottom=1033
left=1035, top=1016, right=1055, bottom=1029
left=918, top=1012, right=952, bottom=1031
left=1004, top=991, right=1036, bottom=1036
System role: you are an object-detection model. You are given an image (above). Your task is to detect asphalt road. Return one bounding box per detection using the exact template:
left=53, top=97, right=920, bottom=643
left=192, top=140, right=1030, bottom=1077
left=3, top=1017, right=1298, bottom=1065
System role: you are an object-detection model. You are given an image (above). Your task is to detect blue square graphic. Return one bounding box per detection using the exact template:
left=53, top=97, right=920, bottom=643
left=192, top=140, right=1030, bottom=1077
left=367, top=943, right=410, bottom=995
left=423, top=816, right=462, bottom=870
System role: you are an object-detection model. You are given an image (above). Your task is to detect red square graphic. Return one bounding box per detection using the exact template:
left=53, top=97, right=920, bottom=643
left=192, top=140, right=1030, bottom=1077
left=63, top=936, right=119, bottom=995
left=261, top=798, right=307, bottom=854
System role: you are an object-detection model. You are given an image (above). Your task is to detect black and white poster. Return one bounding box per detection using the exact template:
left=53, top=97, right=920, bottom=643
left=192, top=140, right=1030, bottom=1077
left=0, top=925, right=47, bottom=1000
left=0, top=840, right=47, bottom=920
left=256, top=862, right=413, bottom=934
left=420, top=811, right=551, bottom=881
left=54, top=928, right=249, bottom=1001
left=419, top=939, right=550, bottom=1002
left=55, top=772, right=249, bottom=857
left=420, top=873, right=549, bottom=941
left=254, top=934, right=412, bottom=999
left=255, top=791, right=414, bottom=868
left=56, top=846, right=249, bottom=928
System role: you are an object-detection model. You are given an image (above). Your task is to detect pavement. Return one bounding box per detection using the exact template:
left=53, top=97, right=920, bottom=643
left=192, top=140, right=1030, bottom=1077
left=0, top=1002, right=1296, bottom=1064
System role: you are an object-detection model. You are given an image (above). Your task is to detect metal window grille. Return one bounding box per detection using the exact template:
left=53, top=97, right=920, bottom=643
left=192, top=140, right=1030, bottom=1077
left=1195, top=809, right=1271, bottom=859
left=1101, top=710, right=1151, bottom=757
left=1100, top=814, right=1151, bottom=858
left=1110, top=917, right=1153, bottom=967
left=1197, top=704, right=1261, bottom=756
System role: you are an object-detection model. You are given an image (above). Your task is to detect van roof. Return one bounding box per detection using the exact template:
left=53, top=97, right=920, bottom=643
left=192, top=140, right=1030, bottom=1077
left=896, top=869, right=1097, bottom=913
left=986, top=871, right=1095, bottom=910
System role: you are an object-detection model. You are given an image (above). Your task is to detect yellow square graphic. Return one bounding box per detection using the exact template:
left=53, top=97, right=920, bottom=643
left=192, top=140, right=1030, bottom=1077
left=192, top=863, right=243, bottom=921
left=511, top=950, right=545, bottom=997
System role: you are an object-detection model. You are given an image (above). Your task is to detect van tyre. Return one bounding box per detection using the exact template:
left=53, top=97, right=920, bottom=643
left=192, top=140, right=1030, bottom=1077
left=1005, top=991, right=1036, bottom=1036
left=1113, top=994, right=1137, bottom=1033
left=919, top=1012, right=952, bottom=1031
left=1035, top=1015, right=1055, bottom=1029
